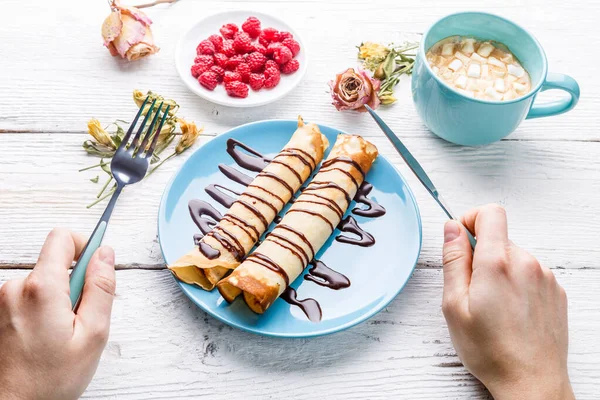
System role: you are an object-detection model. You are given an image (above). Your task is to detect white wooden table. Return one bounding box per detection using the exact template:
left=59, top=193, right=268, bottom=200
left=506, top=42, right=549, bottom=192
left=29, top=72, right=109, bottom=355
left=1, top=0, right=599, bottom=398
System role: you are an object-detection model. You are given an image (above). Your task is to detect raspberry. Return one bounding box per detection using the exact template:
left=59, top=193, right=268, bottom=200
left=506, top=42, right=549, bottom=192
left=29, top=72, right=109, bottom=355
left=191, top=55, right=214, bottom=77
left=246, top=52, right=267, bottom=72
left=279, top=31, right=293, bottom=41
left=223, top=71, right=242, bottom=83
left=281, top=59, right=300, bottom=74
left=235, top=62, right=251, bottom=83
left=221, top=40, right=236, bottom=57
left=241, top=17, right=261, bottom=38
left=194, top=54, right=214, bottom=66
left=225, top=81, right=249, bottom=98
left=210, top=65, right=225, bottom=81
left=249, top=73, right=265, bottom=90
left=258, top=36, right=270, bottom=48
left=260, top=27, right=280, bottom=43
left=264, top=66, right=280, bottom=88
left=208, top=34, right=223, bottom=51
left=272, top=45, right=292, bottom=65
left=225, top=54, right=245, bottom=71
left=198, top=71, right=219, bottom=90
left=281, top=38, right=301, bottom=57
left=252, top=42, right=267, bottom=55
left=233, top=32, right=252, bottom=53
left=265, top=59, right=280, bottom=71
left=266, top=42, right=283, bottom=56
left=196, top=40, right=215, bottom=55
left=214, top=53, right=228, bottom=68
left=219, top=23, right=238, bottom=39
left=191, top=63, right=207, bottom=78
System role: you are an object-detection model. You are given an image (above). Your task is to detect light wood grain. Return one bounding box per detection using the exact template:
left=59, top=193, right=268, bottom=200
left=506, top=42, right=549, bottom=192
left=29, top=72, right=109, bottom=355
left=0, top=0, right=597, bottom=142
left=1, top=268, right=598, bottom=399
left=1, top=132, right=598, bottom=269
left=2, top=0, right=600, bottom=398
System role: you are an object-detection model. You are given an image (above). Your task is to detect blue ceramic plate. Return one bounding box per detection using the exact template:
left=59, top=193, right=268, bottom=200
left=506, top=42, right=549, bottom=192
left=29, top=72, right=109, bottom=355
left=158, top=120, right=422, bottom=337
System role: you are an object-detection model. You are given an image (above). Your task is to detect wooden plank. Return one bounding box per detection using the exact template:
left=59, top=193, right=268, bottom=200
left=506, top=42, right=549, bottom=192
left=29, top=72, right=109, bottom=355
left=0, top=268, right=598, bottom=399
left=1, top=132, right=599, bottom=269
left=0, top=0, right=598, bottom=141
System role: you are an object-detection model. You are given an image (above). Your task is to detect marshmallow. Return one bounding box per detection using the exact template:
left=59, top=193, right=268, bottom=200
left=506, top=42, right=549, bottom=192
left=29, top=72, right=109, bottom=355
left=481, top=64, right=489, bottom=78
left=488, top=57, right=506, bottom=69
left=512, top=82, right=528, bottom=93
left=485, top=87, right=503, bottom=100
left=448, top=58, right=463, bottom=72
left=477, top=42, right=495, bottom=57
left=461, top=38, right=476, bottom=54
left=467, top=64, right=481, bottom=78
left=508, top=64, right=525, bottom=78
left=492, top=68, right=506, bottom=78
left=494, top=78, right=506, bottom=92
left=454, top=51, right=471, bottom=64
left=455, top=75, right=468, bottom=89
left=441, top=43, right=455, bottom=56
left=432, top=66, right=440, bottom=74
left=470, top=53, right=487, bottom=64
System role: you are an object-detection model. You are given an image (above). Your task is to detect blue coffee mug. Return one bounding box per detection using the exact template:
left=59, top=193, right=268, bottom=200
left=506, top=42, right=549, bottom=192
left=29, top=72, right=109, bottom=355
left=412, top=12, right=580, bottom=146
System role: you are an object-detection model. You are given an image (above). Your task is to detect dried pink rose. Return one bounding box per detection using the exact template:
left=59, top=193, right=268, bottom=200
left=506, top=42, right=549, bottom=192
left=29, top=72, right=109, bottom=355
left=328, top=67, right=381, bottom=112
left=101, top=0, right=159, bottom=61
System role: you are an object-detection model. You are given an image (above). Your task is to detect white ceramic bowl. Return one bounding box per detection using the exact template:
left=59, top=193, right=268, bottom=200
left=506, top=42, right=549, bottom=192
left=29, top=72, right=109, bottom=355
left=175, top=11, right=307, bottom=107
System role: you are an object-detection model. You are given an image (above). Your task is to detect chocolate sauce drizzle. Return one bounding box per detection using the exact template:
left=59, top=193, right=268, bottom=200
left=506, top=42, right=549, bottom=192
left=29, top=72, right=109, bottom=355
left=280, top=287, right=322, bottom=322
left=304, top=260, right=351, bottom=290
left=188, top=138, right=386, bottom=323
left=352, top=181, right=386, bottom=218
left=336, top=216, right=375, bottom=247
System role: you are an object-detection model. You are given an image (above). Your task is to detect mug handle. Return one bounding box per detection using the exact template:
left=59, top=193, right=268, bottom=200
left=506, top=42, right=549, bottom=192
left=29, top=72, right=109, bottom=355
left=526, top=72, right=580, bottom=119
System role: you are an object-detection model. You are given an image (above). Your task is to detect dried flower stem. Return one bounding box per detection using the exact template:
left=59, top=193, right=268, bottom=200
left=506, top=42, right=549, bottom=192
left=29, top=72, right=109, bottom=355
left=97, top=176, right=114, bottom=199
left=134, top=0, right=178, bottom=9
left=79, top=160, right=109, bottom=172
left=87, top=188, right=115, bottom=209
left=146, top=152, right=177, bottom=178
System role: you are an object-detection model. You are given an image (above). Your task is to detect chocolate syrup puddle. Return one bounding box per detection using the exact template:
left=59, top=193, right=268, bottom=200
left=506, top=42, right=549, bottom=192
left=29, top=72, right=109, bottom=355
left=219, top=164, right=253, bottom=187
left=226, top=139, right=271, bottom=172
left=280, top=287, right=322, bottom=322
left=352, top=181, right=386, bottom=218
left=188, top=200, right=223, bottom=258
left=206, top=184, right=239, bottom=209
left=336, top=216, right=375, bottom=247
left=304, top=259, right=351, bottom=290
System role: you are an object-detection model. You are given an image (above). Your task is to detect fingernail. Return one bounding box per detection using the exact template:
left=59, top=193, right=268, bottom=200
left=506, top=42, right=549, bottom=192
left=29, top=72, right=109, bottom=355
left=444, top=220, right=461, bottom=243
left=99, top=246, right=115, bottom=265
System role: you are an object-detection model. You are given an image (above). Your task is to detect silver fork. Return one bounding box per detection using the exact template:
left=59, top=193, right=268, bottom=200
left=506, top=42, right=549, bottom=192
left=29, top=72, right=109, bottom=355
left=69, top=97, right=171, bottom=308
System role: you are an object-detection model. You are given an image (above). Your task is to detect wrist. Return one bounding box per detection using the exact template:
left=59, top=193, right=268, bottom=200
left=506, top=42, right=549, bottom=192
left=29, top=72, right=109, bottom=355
left=488, top=373, right=574, bottom=400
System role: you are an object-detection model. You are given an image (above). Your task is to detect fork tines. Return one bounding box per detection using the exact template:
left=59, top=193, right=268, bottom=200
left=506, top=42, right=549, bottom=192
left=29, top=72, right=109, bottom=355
left=119, top=96, right=172, bottom=158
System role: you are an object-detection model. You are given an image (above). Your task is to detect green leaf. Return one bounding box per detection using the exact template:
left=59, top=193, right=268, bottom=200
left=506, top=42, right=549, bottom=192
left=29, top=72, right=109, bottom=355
left=100, top=158, right=112, bottom=175
left=382, top=52, right=395, bottom=79
left=90, top=176, right=99, bottom=183
left=82, top=140, right=116, bottom=158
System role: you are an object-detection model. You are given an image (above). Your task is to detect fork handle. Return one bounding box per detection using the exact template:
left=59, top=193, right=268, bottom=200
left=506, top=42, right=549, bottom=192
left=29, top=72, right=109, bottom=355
left=69, top=186, right=123, bottom=309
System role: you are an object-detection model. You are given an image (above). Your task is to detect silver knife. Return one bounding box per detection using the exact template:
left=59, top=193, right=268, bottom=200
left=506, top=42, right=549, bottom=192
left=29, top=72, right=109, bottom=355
left=364, top=105, right=476, bottom=249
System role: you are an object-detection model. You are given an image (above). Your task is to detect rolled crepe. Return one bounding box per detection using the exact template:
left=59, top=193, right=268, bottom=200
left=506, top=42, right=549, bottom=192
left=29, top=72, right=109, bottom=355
left=169, top=117, right=329, bottom=290
left=217, top=134, right=378, bottom=313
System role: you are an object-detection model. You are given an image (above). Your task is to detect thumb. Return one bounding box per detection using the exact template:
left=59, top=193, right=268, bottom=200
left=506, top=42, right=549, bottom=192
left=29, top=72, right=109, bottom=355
left=442, top=220, right=472, bottom=305
left=74, top=246, right=116, bottom=345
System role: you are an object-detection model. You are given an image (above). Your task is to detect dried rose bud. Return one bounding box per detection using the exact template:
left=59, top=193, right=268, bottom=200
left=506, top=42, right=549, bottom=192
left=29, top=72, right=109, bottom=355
left=87, top=119, right=116, bottom=149
left=175, top=119, right=202, bottom=154
left=328, top=68, right=381, bottom=112
left=379, top=94, right=397, bottom=105
left=102, top=1, right=159, bottom=61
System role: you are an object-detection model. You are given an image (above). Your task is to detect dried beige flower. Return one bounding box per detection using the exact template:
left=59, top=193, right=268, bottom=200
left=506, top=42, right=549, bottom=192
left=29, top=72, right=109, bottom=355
left=175, top=119, right=202, bottom=154
left=87, top=119, right=116, bottom=149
